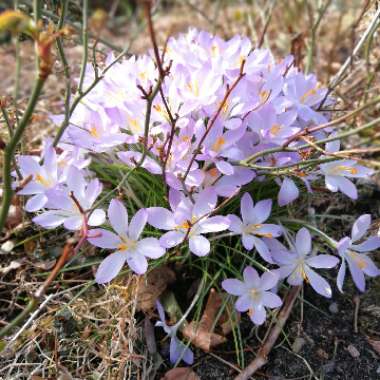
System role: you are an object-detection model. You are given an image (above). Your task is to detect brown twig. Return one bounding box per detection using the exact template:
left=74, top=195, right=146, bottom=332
left=353, top=295, right=360, bottom=334
left=234, top=286, right=301, bottom=380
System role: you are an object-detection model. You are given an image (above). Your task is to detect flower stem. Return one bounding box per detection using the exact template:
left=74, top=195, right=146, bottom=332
left=0, top=77, right=46, bottom=234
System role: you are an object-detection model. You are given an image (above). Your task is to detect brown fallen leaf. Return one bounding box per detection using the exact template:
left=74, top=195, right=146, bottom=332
left=136, top=266, right=176, bottom=312
left=367, top=337, right=380, bottom=356
left=182, top=289, right=227, bottom=352
left=161, top=367, right=200, bottom=380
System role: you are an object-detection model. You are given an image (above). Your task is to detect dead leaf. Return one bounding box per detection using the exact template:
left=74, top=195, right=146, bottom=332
left=1, top=240, right=15, bottom=253
left=182, top=289, right=227, bottom=352
left=136, top=266, right=176, bottom=312
left=32, top=259, right=57, bottom=270
left=367, top=337, right=380, bottom=356
left=0, top=259, right=23, bottom=274
left=290, top=32, right=305, bottom=69
left=161, top=367, right=200, bottom=380
left=24, top=239, right=37, bottom=255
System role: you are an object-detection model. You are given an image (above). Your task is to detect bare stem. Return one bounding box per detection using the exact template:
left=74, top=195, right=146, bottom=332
left=78, top=0, right=89, bottom=93
left=0, top=77, right=46, bottom=234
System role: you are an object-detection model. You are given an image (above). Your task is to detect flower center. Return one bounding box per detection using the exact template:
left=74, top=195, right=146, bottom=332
left=212, top=136, right=225, bottom=152
left=290, top=261, right=308, bottom=283
left=348, top=251, right=367, bottom=269
left=208, top=168, right=219, bottom=178
left=259, top=90, right=270, bottom=102
left=117, top=236, right=137, bottom=252
left=186, top=80, right=199, bottom=97
left=270, top=124, right=282, bottom=136
left=128, top=117, right=141, bottom=134
left=300, top=87, right=317, bottom=103
left=244, top=224, right=273, bottom=238
left=250, top=288, right=261, bottom=302
left=89, top=126, right=100, bottom=139
left=35, top=173, right=51, bottom=187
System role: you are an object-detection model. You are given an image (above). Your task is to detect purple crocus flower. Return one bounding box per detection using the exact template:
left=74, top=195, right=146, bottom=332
left=88, top=199, right=165, bottom=282
left=222, top=266, right=282, bottom=325
left=336, top=214, right=380, bottom=292
left=320, top=159, right=373, bottom=200
left=32, top=166, right=105, bottom=231
left=227, top=193, right=282, bottom=263
left=272, top=228, right=339, bottom=297
left=147, top=189, right=229, bottom=256
left=155, top=301, right=194, bottom=365
left=16, top=143, right=59, bottom=212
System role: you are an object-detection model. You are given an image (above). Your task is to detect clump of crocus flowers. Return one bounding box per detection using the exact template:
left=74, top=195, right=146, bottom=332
left=13, top=29, right=379, bottom=363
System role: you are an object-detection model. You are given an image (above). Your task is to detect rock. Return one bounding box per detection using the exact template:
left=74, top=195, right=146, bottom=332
left=292, top=337, right=306, bottom=353
left=1, top=240, right=15, bottom=253
left=329, top=302, right=339, bottom=314
left=347, top=344, right=360, bottom=358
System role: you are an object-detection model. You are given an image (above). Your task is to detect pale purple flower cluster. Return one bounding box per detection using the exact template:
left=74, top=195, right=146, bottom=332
left=50, top=29, right=373, bottom=203
left=13, top=29, right=379, bottom=325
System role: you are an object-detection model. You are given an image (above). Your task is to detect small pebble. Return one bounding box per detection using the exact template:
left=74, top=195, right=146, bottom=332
left=347, top=344, right=360, bottom=358
left=316, top=348, right=329, bottom=360
left=1, top=240, right=15, bottom=253
left=329, top=302, right=339, bottom=314
left=292, top=337, right=306, bottom=353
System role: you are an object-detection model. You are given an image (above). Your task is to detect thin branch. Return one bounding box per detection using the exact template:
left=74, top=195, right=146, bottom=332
left=78, top=0, right=89, bottom=93
left=0, top=77, right=46, bottom=234
left=305, top=0, right=332, bottom=74
left=319, top=5, right=380, bottom=108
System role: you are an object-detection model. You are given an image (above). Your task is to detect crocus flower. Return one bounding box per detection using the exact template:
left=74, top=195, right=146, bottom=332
left=320, top=159, right=373, bottom=200
left=227, top=193, right=282, bottom=263
left=88, top=199, right=165, bottom=282
left=222, top=266, right=282, bottom=325
left=16, top=143, right=59, bottom=212
left=272, top=228, right=339, bottom=297
left=155, top=301, right=194, bottom=365
left=148, top=189, right=229, bottom=256
left=32, top=166, right=105, bottom=230
left=336, top=214, right=380, bottom=292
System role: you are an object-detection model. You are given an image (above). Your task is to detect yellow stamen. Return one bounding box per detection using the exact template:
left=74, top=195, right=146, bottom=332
left=250, top=288, right=261, bottom=301
left=211, top=44, right=219, bottom=57
left=128, top=118, right=141, bottom=134
left=186, top=80, right=199, bottom=97
left=117, top=243, right=129, bottom=251
left=270, top=124, right=281, bottom=136
left=348, top=251, right=367, bottom=269
left=208, top=168, right=219, bottom=177
left=35, top=173, right=50, bottom=187
left=89, top=126, right=100, bottom=138
left=138, top=71, right=147, bottom=81
left=300, top=87, right=317, bottom=103
left=212, top=136, right=226, bottom=152
left=259, top=90, right=270, bottom=102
